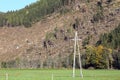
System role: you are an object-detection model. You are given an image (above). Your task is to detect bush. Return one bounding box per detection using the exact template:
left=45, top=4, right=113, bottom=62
left=1, top=62, right=7, bottom=68
left=112, top=51, right=120, bottom=69
left=92, top=12, right=104, bottom=22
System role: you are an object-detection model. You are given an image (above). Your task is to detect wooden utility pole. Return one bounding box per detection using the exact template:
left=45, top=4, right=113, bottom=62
left=72, top=31, right=83, bottom=78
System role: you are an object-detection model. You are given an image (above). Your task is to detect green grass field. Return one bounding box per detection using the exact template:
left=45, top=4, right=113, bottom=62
left=0, top=69, right=120, bottom=80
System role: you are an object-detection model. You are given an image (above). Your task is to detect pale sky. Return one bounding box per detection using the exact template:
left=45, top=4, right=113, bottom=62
left=0, top=0, right=37, bottom=12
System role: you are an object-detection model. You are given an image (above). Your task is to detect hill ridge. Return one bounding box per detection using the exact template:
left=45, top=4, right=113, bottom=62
left=0, top=0, right=120, bottom=69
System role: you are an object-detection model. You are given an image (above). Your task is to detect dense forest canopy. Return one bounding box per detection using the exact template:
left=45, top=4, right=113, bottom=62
left=81, top=25, right=120, bottom=69
left=0, top=0, right=74, bottom=27
left=97, top=24, right=120, bottom=49
left=95, top=24, right=120, bottom=69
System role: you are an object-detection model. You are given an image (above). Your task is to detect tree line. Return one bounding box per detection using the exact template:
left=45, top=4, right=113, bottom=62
left=97, top=24, right=120, bottom=49
left=0, top=0, right=75, bottom=27
left=94, top=24, right=120, bottom=69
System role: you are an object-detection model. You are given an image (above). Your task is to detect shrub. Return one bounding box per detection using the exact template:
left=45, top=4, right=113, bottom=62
left=1, top=62, right=7, bottom=68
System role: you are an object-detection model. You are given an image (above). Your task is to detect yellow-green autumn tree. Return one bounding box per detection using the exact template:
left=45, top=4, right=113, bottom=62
left=85, top=45, right=113, bottom=69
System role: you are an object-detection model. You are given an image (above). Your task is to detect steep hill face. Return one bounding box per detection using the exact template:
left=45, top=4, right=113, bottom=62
left=0, top=0, right=120, bottom=68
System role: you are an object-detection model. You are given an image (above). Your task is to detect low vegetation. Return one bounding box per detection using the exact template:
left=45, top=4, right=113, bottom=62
left=0, top=69, right=120, bottom=80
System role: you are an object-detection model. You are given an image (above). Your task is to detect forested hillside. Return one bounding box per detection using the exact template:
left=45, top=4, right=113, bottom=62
left=96, top=24, right=120, bottom=69
left=0, top=0, right=73, bottom=27
left=81, top=24, right=120, bottom=69
left=0, top=0, right=120, bottom=69
left=98, top=24, right=120, bottom=49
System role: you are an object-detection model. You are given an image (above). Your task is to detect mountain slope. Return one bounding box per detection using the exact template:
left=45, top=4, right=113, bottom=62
left=0, top=0, right=74, bottom=27
left=0, top=0, right=120, bottom=69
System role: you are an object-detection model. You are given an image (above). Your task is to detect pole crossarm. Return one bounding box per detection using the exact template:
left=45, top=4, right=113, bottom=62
left=71, top=39, right=82, bottom=41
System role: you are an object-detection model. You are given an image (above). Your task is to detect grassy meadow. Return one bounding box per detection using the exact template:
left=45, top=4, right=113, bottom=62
left=0, top=69, right=120, bottom=80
